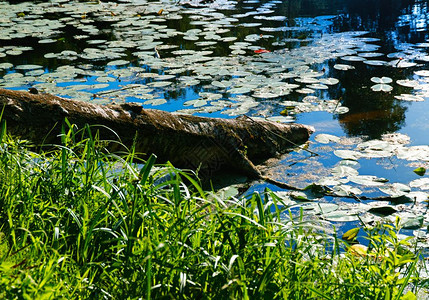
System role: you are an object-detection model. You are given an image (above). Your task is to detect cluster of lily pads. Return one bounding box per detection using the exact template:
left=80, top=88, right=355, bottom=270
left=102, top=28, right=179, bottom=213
left=249, top=130, right=429, bottom=252
left=0, top=0, right=426, bottom=120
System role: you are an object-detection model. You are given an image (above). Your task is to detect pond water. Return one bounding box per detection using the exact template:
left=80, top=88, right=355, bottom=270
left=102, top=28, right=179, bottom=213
left=2, top=0, right=429, bottom=245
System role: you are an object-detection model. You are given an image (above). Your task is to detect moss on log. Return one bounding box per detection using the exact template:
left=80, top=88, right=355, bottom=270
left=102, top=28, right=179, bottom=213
left=0, top=88, right=313, bottom=178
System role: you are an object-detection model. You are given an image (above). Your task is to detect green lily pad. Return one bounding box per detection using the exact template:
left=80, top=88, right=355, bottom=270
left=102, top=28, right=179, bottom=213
left=342, top=227, right=360, bottom=242
left=414, top=167, right=426, bottom=176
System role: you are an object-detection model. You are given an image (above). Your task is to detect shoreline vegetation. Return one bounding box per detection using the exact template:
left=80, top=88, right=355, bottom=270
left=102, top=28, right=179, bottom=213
left=0, top=121, right=427, bottom=299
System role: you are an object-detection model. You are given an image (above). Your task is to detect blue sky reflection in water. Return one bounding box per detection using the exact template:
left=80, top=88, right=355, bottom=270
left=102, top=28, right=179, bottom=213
left=2, top=0, right=429, bottom=241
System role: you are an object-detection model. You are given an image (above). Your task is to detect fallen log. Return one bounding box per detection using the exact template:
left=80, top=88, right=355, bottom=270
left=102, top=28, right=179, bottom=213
left=0, top=88, right=313, bottom=178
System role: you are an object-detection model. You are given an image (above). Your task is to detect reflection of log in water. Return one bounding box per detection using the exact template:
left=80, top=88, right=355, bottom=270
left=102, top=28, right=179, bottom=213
left=0, top=88, right=313, bottom=178
left=339, top=110, right=392, bottom=125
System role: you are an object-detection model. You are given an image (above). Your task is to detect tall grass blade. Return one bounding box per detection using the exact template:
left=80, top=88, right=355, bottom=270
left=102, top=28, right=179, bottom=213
left=139, top=154, right=157, bottom=185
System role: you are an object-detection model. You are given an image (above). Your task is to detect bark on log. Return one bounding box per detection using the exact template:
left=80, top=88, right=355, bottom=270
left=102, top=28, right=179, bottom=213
left=0, top=88, right=313, bottom=178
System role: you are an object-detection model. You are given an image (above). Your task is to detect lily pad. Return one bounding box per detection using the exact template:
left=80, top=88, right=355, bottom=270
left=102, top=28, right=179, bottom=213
left=396, top=79, right=421, bottom=88
left=396, top=145, right=429, bottom=161
left=319, top=78, right=339, bottom=85
left=349, top=175, right=388, bottom=186
left=15, top=64, right=43, bottom=70
left=322, top=211, right=360, bottom=222
left=38, top=39, right=57, bottom=44
left=307, top=83, right=329, bottom=90
left=358, top=52, right=384, bottom=58
left=409, top=178, right=429, bottom=190
left=107, top=60, right=129, bottom=66
left=228, top=87, right=252, bottom=94
left=183, top=99, right=208, bottom=107
left=400, top=215, right=424, bottom=230
left=304, top=203, right=339, bottom=214
left=394, top=94, right=424, bottom=102
left=378, top=183, right=410, bottom=197
left=333, top=150, right=361, bottom=160
left=331, top=185, right=362, bottom=197
left=414, top=70, right=429, bottom=77
left=0, top=63, right=13, bottom=70
left=331, top=165, right=359, bottom=177
left=144, top=98, right=167, bottom=106
left=393, top=60, right=417, bottom=68
left=296, top=88, right=315, bottom=94
left=413, top=167, right=426, bottom=176
left=371, top=84, right=393, bottom=92
left=371, top=77, right=392, bottom=84
left=212, top=80, right=232, bottom=89
left=266, top=116, right=295, bottom=123
left=368, top=205, right=398, bottom=216
left=363, top=60, right=387, bottom=66
left=147, top=81, right=172, bottom=88
left=333, top=64, right=355, bottom=71
left=290, top=190, right=322, bottom=202
left=341, top=55, right=366, bottom=62
left=342, top=227, right=360, bottom=242
left=315, top=133, right=341, bottom=144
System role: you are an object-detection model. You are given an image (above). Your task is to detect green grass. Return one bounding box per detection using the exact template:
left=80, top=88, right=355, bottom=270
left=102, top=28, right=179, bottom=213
left=0, top=121, right=427, bottom=299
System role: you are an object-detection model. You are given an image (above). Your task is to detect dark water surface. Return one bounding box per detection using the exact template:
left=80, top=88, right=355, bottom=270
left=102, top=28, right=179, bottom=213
left=2, top=0, right=429, bottom=236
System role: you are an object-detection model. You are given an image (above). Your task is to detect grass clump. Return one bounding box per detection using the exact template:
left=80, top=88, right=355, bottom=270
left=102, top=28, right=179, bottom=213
left=0, top=121, right=426, bottom=299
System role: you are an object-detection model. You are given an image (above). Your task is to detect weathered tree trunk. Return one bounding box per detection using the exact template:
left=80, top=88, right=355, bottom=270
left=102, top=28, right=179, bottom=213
left=0, top=88, right=313, bottom=178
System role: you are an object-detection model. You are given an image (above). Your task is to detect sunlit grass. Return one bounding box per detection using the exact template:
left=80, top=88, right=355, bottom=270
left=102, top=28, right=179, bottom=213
left=0, top=120, right=426, bottom=299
